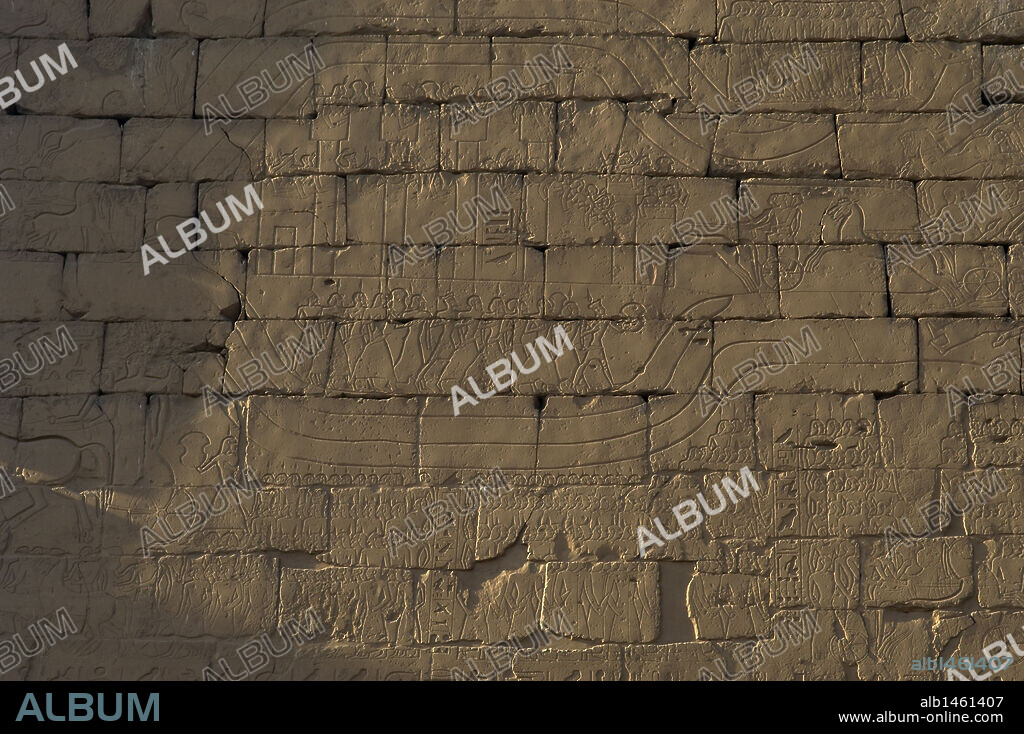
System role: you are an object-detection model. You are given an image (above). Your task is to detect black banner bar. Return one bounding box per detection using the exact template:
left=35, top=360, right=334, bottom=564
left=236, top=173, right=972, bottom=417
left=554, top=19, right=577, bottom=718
left=0, top=681, right=1017, bottom=728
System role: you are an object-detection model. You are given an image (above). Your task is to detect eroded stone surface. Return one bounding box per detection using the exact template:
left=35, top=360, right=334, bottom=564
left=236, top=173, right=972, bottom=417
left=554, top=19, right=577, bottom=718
left=0, top=3, right=1016, bottom=684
